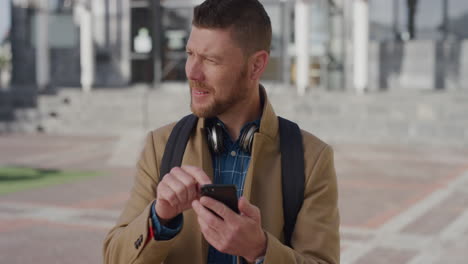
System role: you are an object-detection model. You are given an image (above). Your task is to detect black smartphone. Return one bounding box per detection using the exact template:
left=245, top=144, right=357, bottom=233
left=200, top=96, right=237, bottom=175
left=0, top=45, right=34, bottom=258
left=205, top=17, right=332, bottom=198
left=200, top=184, right=239, bottom=214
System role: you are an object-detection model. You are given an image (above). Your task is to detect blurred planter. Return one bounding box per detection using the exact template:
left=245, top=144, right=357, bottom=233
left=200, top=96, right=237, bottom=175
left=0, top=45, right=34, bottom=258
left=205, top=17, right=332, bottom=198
left=0, top=67, right=11, bottom=90
left=0, top=45, right=12, bottom=90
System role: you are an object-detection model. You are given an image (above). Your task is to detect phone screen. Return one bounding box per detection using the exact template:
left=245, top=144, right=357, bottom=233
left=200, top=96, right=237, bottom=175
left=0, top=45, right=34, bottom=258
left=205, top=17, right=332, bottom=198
left=200, top=184, right=239, bottom=214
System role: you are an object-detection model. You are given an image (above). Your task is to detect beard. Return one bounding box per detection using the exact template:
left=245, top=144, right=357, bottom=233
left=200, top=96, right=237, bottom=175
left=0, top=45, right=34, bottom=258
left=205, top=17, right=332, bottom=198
left=189, top=67, right=248, bottom=118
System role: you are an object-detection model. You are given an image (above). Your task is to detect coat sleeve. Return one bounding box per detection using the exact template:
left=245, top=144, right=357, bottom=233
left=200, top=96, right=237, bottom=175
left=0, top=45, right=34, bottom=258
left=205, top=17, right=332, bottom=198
left=263, top=144, right=340, bottom=264
left=103, top=131, right=181, bottom=264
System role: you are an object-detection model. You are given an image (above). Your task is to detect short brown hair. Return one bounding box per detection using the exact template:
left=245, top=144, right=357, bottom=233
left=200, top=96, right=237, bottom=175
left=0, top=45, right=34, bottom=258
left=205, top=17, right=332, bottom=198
left=193, top=0, right=272, bottom=56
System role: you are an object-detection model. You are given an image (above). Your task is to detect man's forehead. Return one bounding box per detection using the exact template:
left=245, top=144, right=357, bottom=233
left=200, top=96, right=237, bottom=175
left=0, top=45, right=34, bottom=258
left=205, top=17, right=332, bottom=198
left=186, top=26, right=240, bottom=54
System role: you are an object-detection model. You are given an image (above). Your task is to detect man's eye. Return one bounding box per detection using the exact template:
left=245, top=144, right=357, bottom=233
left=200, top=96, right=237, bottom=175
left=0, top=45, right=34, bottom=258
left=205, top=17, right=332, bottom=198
left=205, top=58, right=216, bottom=64
left=186, top=51, right=193, bottom=56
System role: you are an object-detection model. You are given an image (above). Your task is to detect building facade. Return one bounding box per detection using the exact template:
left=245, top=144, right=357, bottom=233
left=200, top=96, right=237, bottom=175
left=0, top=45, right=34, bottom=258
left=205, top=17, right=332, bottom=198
left=10, top=0, right=130, bottom=90
left=8, top=0, right=468, bottom=92
left=9, top=0, right=345, bottom=91
left=367, top=0, right=468, bottom=90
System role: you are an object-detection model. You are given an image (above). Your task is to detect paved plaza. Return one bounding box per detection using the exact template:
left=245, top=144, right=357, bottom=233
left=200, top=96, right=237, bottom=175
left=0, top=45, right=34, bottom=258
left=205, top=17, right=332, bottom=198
left=1, top=85, right=468, bottom=263
left=0, top=132, right=467, bottom=263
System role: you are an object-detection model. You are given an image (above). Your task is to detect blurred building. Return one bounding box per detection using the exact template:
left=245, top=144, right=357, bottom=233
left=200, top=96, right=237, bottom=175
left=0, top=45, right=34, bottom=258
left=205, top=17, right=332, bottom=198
left=368, top=0, right=468, bottom=91
left=8, top=0, right=345, bottom=91
left=10, top=0, right=130, bottom=89
left=7, top=0, right=468, bottom=92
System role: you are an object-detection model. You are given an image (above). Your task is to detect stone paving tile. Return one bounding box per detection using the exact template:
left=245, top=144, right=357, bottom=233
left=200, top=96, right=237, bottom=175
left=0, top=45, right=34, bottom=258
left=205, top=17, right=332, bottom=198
left=337, top=158, right=458, bottom=184
left=78, top=212, right=119, bottom=223
left=0, top=219, right=40, bottom=233
left=43, top=149, right=113, bottom=170
left=335, top=143, right=468, bottom=229
left=402, top=191, right=468, bottom=236
left=0, top=223, right=107, bottom=264
left=70, top=191, right=130, bottom=210
left=0, top=171, right=132, bottom=207
left=340, top=232, right=373, bottom=242
left=0, top=135, right=116, bottom=170
left=0, top=206, right=25, bottom=214
left=339, top=187, right=418, bottom=228
left=354, top=247, right=418, bottom=264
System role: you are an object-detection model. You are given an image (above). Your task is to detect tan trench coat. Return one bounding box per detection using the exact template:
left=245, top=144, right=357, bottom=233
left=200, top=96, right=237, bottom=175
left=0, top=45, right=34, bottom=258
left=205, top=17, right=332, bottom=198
left=103, top=91, right=340, bottom=264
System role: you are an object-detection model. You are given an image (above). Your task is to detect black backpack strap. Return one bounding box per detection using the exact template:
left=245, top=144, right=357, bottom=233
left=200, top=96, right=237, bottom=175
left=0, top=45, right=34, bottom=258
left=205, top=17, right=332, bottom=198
left=278, top=117, right=305, bottom=247
left=159, top=114, right=199, bottom=180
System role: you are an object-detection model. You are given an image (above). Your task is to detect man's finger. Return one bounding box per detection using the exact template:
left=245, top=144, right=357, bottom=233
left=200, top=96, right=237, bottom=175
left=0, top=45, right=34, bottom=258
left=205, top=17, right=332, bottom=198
left=173, top=168, right=199, bottom=200
left=181, top=165, right=212, bottom=186
left=163, top=174, right=188, bottom=204
left=200, top=196, right=237, bottom=222
left=157, top=181, right=179, bottom=207
left=192, top=199, right=223, bottom=229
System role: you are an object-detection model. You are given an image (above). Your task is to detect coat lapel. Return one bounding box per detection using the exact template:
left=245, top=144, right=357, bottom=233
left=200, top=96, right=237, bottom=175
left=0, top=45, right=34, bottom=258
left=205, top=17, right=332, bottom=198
left=182, top=117, right=214, bottom=181
left=243, top=89, right=280, bottom=204
left=182, top=117, right=212, bottom=264
left=238, top=88, right=283, bottom=264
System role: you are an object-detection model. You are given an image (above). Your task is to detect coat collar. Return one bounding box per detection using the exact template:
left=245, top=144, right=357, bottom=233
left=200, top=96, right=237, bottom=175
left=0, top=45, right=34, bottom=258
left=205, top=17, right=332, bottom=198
left=257, top=84, right=279, bottom=141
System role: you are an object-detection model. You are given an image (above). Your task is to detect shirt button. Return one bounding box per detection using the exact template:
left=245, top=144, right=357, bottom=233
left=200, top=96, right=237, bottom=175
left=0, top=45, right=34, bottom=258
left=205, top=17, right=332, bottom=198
left=230, top=151, right=237, bottom=157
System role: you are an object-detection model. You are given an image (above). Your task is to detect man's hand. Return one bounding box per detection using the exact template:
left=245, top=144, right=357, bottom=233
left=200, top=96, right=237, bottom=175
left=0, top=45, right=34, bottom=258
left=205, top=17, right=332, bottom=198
left=155, top=165, right=211, bottom=223
left=192, top=196, right=267, bottom=263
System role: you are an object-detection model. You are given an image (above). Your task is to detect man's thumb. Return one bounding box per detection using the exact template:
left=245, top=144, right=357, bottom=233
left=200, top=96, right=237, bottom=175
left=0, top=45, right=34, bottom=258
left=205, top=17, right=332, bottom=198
left=239, top=197, right=260, bottom=221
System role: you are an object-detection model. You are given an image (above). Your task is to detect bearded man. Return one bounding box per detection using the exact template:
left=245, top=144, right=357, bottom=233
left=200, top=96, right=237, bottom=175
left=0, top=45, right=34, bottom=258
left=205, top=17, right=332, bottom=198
left=103, top=0, right=340, bottom=263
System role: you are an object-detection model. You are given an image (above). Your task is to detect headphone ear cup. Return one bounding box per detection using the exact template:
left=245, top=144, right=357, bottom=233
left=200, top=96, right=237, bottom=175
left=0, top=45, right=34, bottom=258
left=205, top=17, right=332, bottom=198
left=206, top=126, right=215, bottom=153
left=206, top=123, right=224, bottom=154
left=239, top=124, right=258, bottom=154
left=214, top=124, right=224, bottom=153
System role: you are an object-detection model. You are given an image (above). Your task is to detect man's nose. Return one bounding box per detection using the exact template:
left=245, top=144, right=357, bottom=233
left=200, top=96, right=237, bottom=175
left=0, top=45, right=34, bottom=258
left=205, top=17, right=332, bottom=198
left=186, top=58, right=205, bottom=82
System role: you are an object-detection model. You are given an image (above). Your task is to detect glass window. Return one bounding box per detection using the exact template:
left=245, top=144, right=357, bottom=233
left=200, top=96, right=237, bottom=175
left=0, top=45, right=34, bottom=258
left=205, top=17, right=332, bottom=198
left=162, top=8, right=191, bottom=51
left=0, top=0, right=11, bottom=43
left=31, top=13, right=77, bottom=48
left=262, top=4, right=283, bottom=81
left=310, top=0, right=329, bottom=46
left=411, top=0, right=444, bottom=40
left=370, top=0, right=395, bottom=41
left=161, top=7, right=192, bottom=81
left=49, top=0, right=73, bottom=12
left=264, top=4, right=282, bottom=56
left=448, top=0, right=468, bottom=39
left=371, top=0, right=449, bottom=41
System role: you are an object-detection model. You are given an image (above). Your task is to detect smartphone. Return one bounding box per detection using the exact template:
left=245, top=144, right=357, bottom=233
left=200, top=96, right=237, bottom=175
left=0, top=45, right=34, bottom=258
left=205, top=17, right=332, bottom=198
left=200, top=184, right=239, bottom=214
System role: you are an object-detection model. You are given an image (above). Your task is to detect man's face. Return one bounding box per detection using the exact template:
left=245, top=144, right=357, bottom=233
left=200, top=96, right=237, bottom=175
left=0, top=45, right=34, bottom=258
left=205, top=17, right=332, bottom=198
left=185, top=26, right=250, bottom=118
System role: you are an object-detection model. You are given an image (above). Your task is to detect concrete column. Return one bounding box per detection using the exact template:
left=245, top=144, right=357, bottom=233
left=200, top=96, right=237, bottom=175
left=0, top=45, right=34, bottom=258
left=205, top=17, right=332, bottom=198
left=295, top=0, right=310, bottom=95
left=36, top=0, right=50, bottom=91
left=76, top=1, right=95, bottom=92
left=109, top=0, right=118, bottom=45
left=91, top=0, right=106, bottom=48
left=121, top=0, right=131, bottom=83
left=353, top=0, right=369, bottom=93
left=153, top=0, right=163, bottom=86
left=281, top=0, right=291, bottom=86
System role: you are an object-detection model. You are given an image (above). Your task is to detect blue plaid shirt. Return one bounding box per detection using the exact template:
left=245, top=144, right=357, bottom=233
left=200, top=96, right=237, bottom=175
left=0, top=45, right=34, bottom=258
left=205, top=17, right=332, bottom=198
left=207, top=118, right=259, bottom=264
left=150, top=118, right=261, bottom=264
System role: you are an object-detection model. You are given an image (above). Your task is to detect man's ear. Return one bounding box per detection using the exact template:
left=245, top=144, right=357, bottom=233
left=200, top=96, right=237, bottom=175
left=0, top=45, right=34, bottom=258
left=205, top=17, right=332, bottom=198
left=249, top=51, right=270, bottom=81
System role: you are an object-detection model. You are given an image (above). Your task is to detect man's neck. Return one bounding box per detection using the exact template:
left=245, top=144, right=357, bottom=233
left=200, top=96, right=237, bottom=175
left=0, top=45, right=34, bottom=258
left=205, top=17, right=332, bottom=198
left=217, top=85, right=262, bottom=141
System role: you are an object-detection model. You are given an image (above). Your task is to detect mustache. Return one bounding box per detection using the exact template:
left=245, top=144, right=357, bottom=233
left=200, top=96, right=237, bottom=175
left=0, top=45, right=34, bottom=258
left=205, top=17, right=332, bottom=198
left=189, top=80, right=213, bottom=91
